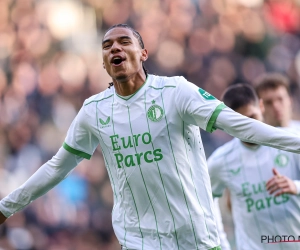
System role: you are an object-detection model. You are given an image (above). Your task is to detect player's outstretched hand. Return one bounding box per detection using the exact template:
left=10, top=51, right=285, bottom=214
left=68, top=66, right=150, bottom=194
left=0, top=211, right=7, bottom=224
left=266, top=168, right=297, bottom=196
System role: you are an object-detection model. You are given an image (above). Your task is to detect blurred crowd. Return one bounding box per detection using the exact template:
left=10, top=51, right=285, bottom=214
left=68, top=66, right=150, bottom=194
left=0, top=0, right=300, bottom=249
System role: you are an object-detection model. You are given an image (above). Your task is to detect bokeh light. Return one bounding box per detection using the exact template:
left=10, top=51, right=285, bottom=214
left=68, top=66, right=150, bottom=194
left=156, top=40, right=185, bottom=70
left=47, top=1, right=86, bottom=40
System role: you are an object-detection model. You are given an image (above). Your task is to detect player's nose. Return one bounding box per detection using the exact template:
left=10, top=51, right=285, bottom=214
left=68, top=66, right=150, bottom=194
left=111, top=42, right=122, bottom=53
left=272, top=101, right=281, bottom=112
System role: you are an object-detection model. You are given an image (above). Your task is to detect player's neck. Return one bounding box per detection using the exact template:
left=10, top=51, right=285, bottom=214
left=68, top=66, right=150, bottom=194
left=113, top=70, right=147, bottom=96
left=267, top=117, right=291, bottom=128
left=279, top=120, right=290, bottom=127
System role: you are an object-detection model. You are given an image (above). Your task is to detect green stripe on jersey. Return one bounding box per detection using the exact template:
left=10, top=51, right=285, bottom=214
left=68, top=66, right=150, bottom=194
left=111, top=95, right=144, bottom=248
left=148, top=85, right=176, bottom=90
left=127, top=106, right=162, bottom=249
left=210, top=246, right=221, bottom=250
left=182, top=121, right=212, bottom=243
left=144, top=89, right=180, bottom=250
left=206, top=103, right=226, bottom=133
left=161, top=92, right=199, bottom=249
left=84, top=94, right=113, bottom=106
left=63, top=142, right=91, bottom=159
left=95, top=102, right=118, bottom=203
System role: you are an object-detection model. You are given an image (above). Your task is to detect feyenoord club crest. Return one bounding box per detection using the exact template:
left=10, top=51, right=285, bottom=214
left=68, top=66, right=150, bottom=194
left=147, top=101, right=164, bottom=122
left=274, top=154, right=289, bottom=167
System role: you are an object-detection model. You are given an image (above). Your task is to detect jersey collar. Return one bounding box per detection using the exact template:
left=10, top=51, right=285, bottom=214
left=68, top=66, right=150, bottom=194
left=114, top=74, right=153, bottom=105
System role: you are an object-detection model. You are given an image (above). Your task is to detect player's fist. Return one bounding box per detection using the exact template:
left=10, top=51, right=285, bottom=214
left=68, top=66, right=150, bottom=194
left=0, top=211, right=7, bottom=224
left=266, top=168, right=297, bottom=196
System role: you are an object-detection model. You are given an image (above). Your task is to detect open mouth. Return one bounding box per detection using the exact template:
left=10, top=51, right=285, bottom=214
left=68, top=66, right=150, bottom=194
left=111, top=56, right=125, bottom=66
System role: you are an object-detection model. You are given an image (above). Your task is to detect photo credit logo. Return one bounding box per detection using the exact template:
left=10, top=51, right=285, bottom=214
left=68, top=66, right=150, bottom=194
left=261, top=235, right=300, bottom=244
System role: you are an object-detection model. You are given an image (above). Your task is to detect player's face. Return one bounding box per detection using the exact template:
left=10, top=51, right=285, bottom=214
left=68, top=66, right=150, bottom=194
left=235, top=103, right=263, bottom=121
left=102, top=27, right=148, bottom=81
left=258, top=86, right=292, bottom=127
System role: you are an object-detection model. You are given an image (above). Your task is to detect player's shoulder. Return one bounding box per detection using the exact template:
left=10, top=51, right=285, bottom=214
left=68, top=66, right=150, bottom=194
left=209, top=138, right=238, bottom=161
left=148, top=74, right=187, bottom=90
left=83, top=87, right=114, bottom=108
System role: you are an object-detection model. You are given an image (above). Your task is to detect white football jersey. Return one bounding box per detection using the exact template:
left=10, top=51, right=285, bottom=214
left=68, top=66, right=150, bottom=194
left=208, top=138, right=300, bottom=250
left=64, top=74, right=225, bottom=250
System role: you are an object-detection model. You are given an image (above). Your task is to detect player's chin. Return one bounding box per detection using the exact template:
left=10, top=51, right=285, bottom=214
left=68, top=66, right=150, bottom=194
left=107, top=68, right=127, bottom=81
left=114, top=72, right=129, bottom=82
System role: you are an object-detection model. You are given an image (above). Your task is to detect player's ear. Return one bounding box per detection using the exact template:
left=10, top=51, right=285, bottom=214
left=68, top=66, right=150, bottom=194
left=103, top=62, right=106, bottom=69
left=141, top=48, right=148, bottom=62
left=259, top=98, right=265, bottom=113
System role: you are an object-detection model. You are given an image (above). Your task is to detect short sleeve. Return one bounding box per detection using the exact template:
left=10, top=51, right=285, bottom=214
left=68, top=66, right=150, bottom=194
left=207, top=154, right=227, bottom=198
left=175, top=77, right=226, bottom=132
left=63, top=105, right=99, bottom=160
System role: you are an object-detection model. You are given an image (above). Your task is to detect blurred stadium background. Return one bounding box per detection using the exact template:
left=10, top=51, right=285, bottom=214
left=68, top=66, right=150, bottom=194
left=0, top=0, right=300, bottom=249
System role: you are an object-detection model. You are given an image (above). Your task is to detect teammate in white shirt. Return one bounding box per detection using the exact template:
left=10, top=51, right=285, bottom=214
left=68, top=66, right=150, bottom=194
left=217, top=73, right=300, bottom=249
left=253, top=73, right=300, bottom=131
left=208, top=84, right=300, bottom=250
left=1, top=24, right=300, bottom=250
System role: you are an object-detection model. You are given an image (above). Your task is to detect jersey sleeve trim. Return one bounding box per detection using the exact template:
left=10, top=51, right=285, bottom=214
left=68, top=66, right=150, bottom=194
left=206, top=103, right=226, bottom=133
left=212, top=193, right=223, bottom=198
left=63, top=142, right=91, bottom=160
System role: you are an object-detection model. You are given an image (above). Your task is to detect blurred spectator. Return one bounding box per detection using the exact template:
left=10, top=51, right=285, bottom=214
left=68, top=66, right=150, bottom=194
left=1, top=0, right=300, bottom=249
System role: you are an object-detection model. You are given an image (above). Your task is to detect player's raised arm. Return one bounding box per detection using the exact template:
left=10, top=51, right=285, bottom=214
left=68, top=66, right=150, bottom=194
left=0, top=148, right=82, bottom=223
left=214, top=107, right=300, bottom=154
left=0, top=103, right=99, bottom=224
left=174, top=77, right=300, bottom=154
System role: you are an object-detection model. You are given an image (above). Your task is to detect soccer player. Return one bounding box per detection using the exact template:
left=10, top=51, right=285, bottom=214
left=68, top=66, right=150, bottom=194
left=0, top=24, right=300, bottom=250
left=208, top=84, right=300, bottom=250
left=254, top=73, right=300, bottom=130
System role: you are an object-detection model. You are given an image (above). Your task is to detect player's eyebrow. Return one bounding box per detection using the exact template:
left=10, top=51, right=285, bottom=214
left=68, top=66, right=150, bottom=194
left=102, top=36, right=132, bottom=45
